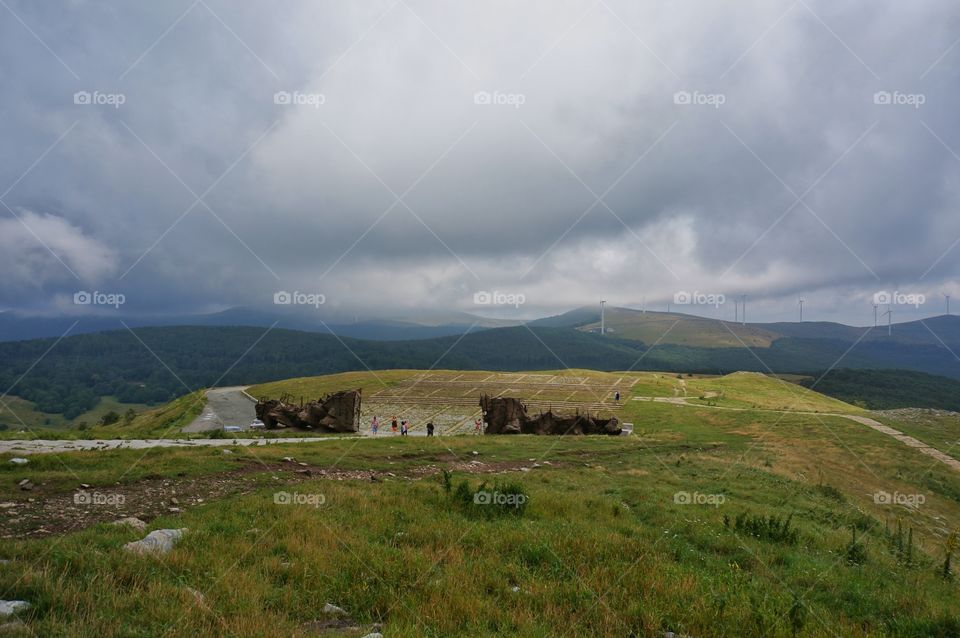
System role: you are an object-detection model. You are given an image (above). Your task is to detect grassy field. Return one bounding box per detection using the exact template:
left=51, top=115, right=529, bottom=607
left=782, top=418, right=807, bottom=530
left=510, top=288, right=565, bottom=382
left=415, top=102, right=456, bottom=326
left=0, top=369, right=959, bottom=635
left=577, top=308, right=782, bottom=347
left=0, top=396, right=149, bottom=433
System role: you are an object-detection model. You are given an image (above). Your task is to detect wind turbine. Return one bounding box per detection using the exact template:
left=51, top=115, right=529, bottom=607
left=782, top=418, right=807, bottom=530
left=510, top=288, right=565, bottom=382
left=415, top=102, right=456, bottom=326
left=741, top=295, right=747, bottom=325
left=798, top=297, right=804, bottom=322
left=873, top=304, right=878, bottom=328
left=883, top=305, right=893, bottom=337
left=945, top=294, right=951, bottom=316
left=600, top=300, right=606, bottom=335
left=734, top=298, right=739, bottom=323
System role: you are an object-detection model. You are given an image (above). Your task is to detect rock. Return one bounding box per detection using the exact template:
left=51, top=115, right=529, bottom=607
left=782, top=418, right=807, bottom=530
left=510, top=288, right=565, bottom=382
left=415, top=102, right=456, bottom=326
left=361, top=633, right=383, bottom=638
left=167, top=507, right=181, bottom=513
left=0, top=504, right=15, bottom=510
left=79, top=483, right=91, bottom=489
left=112, top=517, right=148, bottom=532
left=123, top=528, right=187, bottom=555
left=322, top=603, right=348, bottom=616
left=16, top=480, right=32, bottom=492
left=0, top=601, right=29, bottom=617
left=221, top=449, right=233, bottom=455
left=281, top=457, right=294, bottom=463
left=170, top=497, right=179, bottom=505
left=7, top=459, right=27, bottom=466
left=471, top=451, right=479, bottom=456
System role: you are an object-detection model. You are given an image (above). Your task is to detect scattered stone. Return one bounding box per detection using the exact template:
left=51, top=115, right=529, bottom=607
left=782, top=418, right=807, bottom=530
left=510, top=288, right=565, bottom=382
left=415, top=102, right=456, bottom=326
left=170, top=497, right=179, bottom=505
left=112, top=517, right=148, bottom=532
left=123, top=528, right=187, bottom=555
left=0, top=504, right=15, bottom=510
left=0, top=601, right=30, bottom=617
left=510, top=586, right=520, bottom=593
left=7, top=459, right=27, bottom=466
left=471, top=451, right=479, bottom=456
left=221, top=449, right=233, bottom=455
left=281, top=457, right=295, bottom=463
left=297, top=462, right=308, bottom=466
left=167, top=507, right=181, bottom=513
left=361, top=633, right=383, bottom=638
left=79, top=483, right=91, bottom=489
left=322, top=603, right=348, bottom=617
left=16, top=480, right=32, bottom=492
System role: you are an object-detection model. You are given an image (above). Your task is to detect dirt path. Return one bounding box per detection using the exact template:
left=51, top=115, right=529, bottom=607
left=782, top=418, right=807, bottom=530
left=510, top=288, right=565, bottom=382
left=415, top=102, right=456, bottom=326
left=0, top=457, right=549, bottom=538
left=634, top=396, right=960, bottom=472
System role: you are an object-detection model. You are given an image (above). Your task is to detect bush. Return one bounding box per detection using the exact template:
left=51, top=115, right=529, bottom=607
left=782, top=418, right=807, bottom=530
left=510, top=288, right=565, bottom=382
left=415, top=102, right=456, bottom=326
left=449, top=477, right=529, bottom=518
left=725, top=511, right=798, bottom=545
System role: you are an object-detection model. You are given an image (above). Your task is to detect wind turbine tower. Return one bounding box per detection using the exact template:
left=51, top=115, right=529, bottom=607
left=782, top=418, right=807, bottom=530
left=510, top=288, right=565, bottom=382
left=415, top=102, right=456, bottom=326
left=798, top=297, right=804, bottom=322
left=883, top=305, right=893, bottom=337
left=600, top=300, right=606, bottom=335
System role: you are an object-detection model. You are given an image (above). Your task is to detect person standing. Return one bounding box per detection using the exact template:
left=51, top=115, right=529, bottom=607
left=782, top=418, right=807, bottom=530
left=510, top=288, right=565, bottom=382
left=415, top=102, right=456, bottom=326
left=391, top=416, right=398, bottom=434
left=474, top=418, right=483, bottom=434
left=614, top=390, right=620, bottom=402
left=371, top=416, right=379, bottom=434
left=426, top=422, right=435, bottom=437
left=400, top=420, right=408, bottom=436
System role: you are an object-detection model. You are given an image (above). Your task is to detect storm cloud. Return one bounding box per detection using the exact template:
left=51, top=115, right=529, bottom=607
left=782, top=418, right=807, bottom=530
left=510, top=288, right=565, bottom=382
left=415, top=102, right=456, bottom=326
left=1, top=0, right=958, bottom=324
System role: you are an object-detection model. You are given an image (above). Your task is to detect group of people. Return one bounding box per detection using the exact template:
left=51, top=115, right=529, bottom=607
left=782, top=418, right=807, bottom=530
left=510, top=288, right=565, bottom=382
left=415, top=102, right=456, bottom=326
left=370, top=416, right=435, bottom=436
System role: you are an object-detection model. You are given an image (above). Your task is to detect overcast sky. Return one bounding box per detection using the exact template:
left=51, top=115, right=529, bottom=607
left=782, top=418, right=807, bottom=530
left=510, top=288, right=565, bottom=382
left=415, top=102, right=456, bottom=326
left=1, top=0, right=958, bottom=325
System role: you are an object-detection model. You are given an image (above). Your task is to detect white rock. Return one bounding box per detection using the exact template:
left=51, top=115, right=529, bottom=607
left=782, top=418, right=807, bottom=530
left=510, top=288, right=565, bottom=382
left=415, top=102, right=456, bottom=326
left=322, top=602, right=348, bottom=616
left=8, top=459, right=27, bottom=466
left=112, top=517, right=147, bottom=532
left=361, top=634, right=383, bottom=638
left=123, top=528, right=187, bottom=555
left=0, top=601, right=29, bottom=617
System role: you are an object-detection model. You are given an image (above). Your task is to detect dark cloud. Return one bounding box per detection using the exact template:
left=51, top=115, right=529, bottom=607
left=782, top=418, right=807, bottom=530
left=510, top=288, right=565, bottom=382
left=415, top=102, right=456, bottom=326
left=1, top=0, right=958, bottom=324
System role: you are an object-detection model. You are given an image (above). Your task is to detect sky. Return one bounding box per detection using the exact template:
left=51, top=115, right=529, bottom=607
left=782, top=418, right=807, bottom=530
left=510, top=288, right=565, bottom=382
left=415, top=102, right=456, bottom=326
left=1, top=0, right=959, bottom=326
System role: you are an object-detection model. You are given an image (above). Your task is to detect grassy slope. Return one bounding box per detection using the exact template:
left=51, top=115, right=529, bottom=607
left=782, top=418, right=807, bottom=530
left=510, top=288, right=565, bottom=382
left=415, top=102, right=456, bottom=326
left=0, top=391, right=205, bottom=441
left=577, top=308, right=782, bottom=347
left=2, top=397, right=960, bottom=635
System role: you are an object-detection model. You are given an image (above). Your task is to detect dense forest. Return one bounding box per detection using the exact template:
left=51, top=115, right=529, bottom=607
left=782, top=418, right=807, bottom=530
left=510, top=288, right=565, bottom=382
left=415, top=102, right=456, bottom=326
left=3, top=325, right=960, bottom=417
left=801, top=368, right=960, bottom=411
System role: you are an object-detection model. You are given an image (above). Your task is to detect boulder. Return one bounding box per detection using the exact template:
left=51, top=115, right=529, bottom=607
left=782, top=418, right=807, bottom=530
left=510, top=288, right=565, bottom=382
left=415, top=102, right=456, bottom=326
left=123, top=528, right=187, bottom=555
left=0, top=601, right=29, bottom=617
left=112, top=517, right=148, bottom=532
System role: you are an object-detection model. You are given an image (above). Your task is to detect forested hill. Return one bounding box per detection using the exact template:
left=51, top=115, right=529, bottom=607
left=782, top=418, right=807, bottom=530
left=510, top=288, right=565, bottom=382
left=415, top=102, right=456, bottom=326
left=4, top=323, right=960, bottom=418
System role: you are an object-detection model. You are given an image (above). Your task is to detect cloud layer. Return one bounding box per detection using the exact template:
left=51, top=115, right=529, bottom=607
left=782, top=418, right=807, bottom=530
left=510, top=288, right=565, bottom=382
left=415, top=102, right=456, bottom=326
left=1, top=0, right=958, bottom=323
